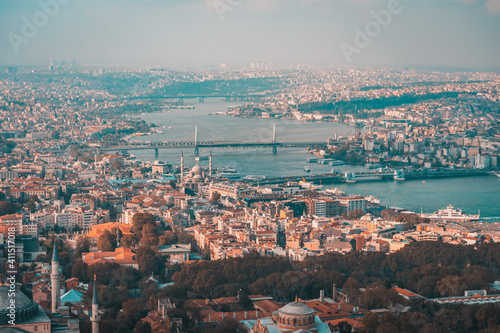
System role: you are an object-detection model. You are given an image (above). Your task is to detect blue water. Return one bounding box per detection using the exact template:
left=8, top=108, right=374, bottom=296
left=134, top=98, right=500, bottom=220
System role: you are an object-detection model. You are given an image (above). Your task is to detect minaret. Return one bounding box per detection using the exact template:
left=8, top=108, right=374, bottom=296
left=51, top=238, right=60, bottom=313
left=209, top=151, right=212, bottom=177
left=116, top=221, right=120, bottom=248
left=180, top=151, right=184, bottom=183
left=91, top=275, right=100, bottom=333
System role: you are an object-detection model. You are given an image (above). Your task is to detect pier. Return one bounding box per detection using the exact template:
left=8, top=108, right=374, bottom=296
left=239, top=169, right=490, bottom=186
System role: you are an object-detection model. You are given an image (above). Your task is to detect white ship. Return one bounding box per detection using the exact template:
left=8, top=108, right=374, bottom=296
left=299, top=181, right=323, bottom=191
left=421, top=205, right=480, bottom=222
left=243, top=175, right=267, bottom=181
left=326, top=187, right=345, bottom=196
left=366, top=195, right=381, bottom=205
left=217, top=172, right=241, bottom=179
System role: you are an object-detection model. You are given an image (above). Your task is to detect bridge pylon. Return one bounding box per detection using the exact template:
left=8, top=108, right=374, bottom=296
left=154, top=148, right=159, bottom=157
left=194, top=125, right=199, bottom=157
left=272, top=123, right=277, bottom=154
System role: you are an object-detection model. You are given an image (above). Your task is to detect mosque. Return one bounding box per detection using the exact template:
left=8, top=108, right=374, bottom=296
left=179, top=151, right=213, bottom=193
left=0, top=242, right=97, bottom=333
left=252, top=301, right=331, bottom=333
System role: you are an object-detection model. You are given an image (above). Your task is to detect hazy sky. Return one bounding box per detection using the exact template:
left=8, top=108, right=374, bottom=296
left=1, top=0, right=500, bottom=69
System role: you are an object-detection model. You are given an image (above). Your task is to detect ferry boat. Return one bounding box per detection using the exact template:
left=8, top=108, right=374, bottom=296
left=243, top=175, right=267, bottom=181
left=299, top=181, right=323, bottom=191
left=217, top=172, right=241, bottom=179
left=326, top=187, right=345, bottom=196
left=421, top=205, right=480, bottom=222
left=329, top=160, right=346, bottom=166
left=218, top=167, right=238, bottom=173
left=366, top=195, right=381, bottom=205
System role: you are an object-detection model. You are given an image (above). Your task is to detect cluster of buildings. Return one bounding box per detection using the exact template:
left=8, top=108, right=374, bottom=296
left=0, top=65, right=499, bottom=332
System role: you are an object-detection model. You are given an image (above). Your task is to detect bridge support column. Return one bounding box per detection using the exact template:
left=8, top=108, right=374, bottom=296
left=194, top=147, right=199, bottom=157
left=154, top=148, right=159, bottom=157
left=272, top=146, right=277, bottom=154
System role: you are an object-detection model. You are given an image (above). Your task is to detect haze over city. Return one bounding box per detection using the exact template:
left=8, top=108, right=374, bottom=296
left=1, top=0, right=500, bottom=69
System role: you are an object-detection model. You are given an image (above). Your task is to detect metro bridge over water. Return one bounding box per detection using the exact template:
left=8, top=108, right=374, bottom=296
left=73, top=125, right=330, bottom=156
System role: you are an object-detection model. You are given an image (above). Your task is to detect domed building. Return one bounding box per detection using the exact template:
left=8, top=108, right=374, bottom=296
left=180, top=152, right=213, bottom=193
left=0, top=284, right=51, bottom=332
left=253, top=301, right=330, bottom=333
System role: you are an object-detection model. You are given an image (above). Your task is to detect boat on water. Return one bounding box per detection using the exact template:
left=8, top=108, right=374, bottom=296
left=217, top=172, right=241, bottom=179
left=304, top=166, right=310, bottom=172
left=493, top=172, right=500, bottom=178
left=421, top=205, right=480, bottom=222
left=326, top=187, right=345, bottom=196
left=329, top=160, right=346, bottom=166
left=366, top=195, right=381, bottom=205
left=299, top=180, right=323, bottom=191
left=198, top=156, right=209, bottom=161
left=243, top=175, right=267, bottom=181
left=218, top=167, right=238, bottom=173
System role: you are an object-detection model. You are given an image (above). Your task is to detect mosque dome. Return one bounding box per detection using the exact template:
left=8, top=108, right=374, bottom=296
left=72, top=161, right=83, bottom=170
left=0, top=285, right=40, bottom=325
left=191, top=165, right=202, bottom=175
left=279, top=302, right=315, bottom=316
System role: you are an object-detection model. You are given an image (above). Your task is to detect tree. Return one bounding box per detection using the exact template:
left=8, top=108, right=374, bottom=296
left=202, top=318, right=246, bottom=333
left=337, top=321, right=353, bottom=333
left=361, top=312, right=379, bottom=333
left=0, top=201, right=17, bottom=215
left=51, top=130, right=61, bottom=139
left=376, top=323, right=399, bottom=333
left=71, top=259, right=89, bottom=282
left=75, top=236, right=90, bottom=255
left=97, top=230, right=117, bottom=251
left=131, top=213, right=156, bottom=238
left=24, top=195, right=39, bottom=213
left=121, top=234, right=139, bottom=248
left=436, top=276, right=467, bottom=297
left=238, top=290, right=253, bottom=310
left=140, top=224, right=159, bottom=246
left=348, top=208, right=364, bottom=220
left=112, top=159, right=124, bottom=170
left=134, top=321, right=151, bottom=333
left=136, top=246, right=162, bottom=276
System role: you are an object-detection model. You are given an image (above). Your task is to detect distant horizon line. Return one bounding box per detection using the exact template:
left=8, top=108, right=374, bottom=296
left=0, top=62, right=499, bottom=74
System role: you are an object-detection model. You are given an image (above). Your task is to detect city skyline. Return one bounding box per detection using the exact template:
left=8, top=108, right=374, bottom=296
left=0, top=0, right=500, bottom=70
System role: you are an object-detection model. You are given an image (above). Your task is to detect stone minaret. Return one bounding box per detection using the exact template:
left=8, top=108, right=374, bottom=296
left=180, top=151, right=184, bottom=183
left=51, top=238, right=60, bottom=313
left=209, top=151, right=212, bottom=177
left=116, top=221, right=120, bottom=247
left=91, top=275, right=100, bottom=333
